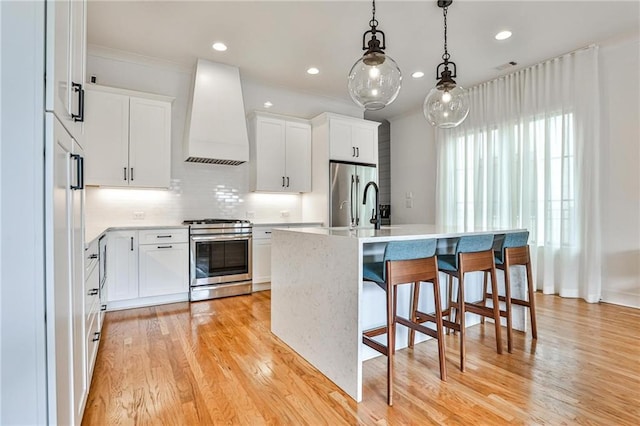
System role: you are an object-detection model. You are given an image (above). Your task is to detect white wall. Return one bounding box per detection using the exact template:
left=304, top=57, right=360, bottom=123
left=389, top=110, right=437, bottom=224
left=84, top=46, right=362, bottom=236
left=599, top=33, right=640, bottom=308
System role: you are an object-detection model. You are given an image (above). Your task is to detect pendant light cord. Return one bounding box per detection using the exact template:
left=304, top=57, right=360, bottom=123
left=370, top=0, right=378, bottom=30
left=442, top=6, right=450, bottom=62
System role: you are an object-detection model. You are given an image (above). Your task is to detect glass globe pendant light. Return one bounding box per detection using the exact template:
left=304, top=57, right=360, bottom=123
left=423, top=0, right=469, bottom=128
left=348, top=0, right=402, bottom=111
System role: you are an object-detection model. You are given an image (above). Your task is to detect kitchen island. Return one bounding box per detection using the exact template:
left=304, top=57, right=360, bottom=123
left=271, top=224, right=528, bottom=402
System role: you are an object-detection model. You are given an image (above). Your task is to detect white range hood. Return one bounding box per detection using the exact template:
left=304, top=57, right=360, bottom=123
left=184, top=59, right=249, bottom=165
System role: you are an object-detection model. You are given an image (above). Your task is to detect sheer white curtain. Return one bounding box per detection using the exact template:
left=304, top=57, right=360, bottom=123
left=436, top=46, right=601, bottom=302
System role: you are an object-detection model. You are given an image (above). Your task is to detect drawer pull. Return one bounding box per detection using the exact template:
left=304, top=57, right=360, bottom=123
left=88, top=288, right=99, bottom=296
left=92, top=332, right=101, bottom=342
left=157, top=245, right=173, bottom=249
left=156, top=235, right=172, bottom=238
left=101, top=304, right=107, bottom=311
left=265, top=231, right=272, bottom=234
left=88, top=253, right=98, bottom=259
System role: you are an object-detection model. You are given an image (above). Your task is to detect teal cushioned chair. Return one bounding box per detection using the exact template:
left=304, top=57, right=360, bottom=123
left=433, top=234, right=506, bottom=372
left=362, top=239, right=446, bottom=406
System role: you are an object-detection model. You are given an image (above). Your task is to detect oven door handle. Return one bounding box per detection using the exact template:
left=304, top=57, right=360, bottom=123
left=190, top=235, right=251, bottom=242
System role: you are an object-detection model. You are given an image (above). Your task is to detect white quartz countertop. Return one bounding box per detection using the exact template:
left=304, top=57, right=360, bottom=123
left=85, top=224, right=187, bottom=245
left=252, top=221, right=323, bottom=227
left=276, top=224, right=527, bottom=243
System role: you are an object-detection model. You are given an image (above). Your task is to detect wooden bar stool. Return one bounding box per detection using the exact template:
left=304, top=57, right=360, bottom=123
left=362, top=239, right=446, bottom=406
left=483, top=231, right=537, bottom=343
left=437, top=234, right=503, bottom=372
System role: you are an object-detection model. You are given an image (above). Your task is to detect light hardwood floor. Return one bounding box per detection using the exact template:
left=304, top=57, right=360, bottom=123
left=83, top=291, right=640, bottom=425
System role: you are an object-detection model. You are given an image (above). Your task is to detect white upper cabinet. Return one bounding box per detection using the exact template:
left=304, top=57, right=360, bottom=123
left=323, top=114, right=379, bottom=165
left=249, top=112, right=311, bottom=193
left=46, top=0, right=86, bottom=142
left=83, top=85, right=173, bottom=188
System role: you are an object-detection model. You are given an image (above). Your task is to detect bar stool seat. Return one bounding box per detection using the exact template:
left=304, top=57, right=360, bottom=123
left=436, top=234, right=504, bottom=372
left=362, top=239, right=446, bottom=406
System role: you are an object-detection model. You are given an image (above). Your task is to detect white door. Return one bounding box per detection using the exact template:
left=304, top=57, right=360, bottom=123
left=329, top=119, right=354, bottom=162
left=68, top=0, right=85, bottom=141
left=128, top=97, right=172, bottom=188
left=83, top=90, right=129, bottom=186
left=50, top=0, right=71, bottom=121
left=352, top=124, right=377, bottom=165
left=285, top=121, right=311, bottom=192
left=70, top=140, right=86, bottom=425
left=138, top=243, right=189, bottom=298
left=255, top=117, right=286, bottom=192
left=107, top=231, right=139, bottom=302
left=52, top=118, right=74, bottom=426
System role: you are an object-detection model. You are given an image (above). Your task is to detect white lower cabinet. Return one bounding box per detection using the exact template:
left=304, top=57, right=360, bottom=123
left=106, top=228, right=189, bottom=310
left=84, top=240, right=101, bottom=381
left=107, top=230, right=139, bottom=302
left=139, top=243, right=189, bottom=298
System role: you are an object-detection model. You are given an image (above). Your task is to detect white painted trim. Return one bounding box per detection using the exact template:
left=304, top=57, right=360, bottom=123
left=106, top=293, right=189, bottom=311
left=87, top=44, right=193, bottom=75
left=85, top=83, right=175, bottom=103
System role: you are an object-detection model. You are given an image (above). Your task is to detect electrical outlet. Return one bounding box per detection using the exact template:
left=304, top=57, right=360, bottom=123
left=280, top=210, right=290, bottom=218
left=246, top=211, right=255, bottom=219
left=133, top=211, right=145, bottom=220
left=405, top=199, right=413, bottom=208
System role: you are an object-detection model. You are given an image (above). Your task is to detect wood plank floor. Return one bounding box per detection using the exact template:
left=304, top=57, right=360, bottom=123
left=83, top=291, right=640, bottom=425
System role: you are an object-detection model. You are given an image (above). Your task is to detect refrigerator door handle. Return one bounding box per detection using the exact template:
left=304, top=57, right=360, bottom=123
left=355, top=174, right=360, bottom=226
left=350, top=174, right=355, bottom=227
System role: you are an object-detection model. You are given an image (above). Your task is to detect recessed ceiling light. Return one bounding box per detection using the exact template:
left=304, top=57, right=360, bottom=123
left=263, top=101, right=273, bottom=108
left=212, top=42, right=228, bottom=51
left=307, top=67, right=320, bottom=75
left=495, top=31, right=512, bottom=41
left=411, top=71, right=425, bottom=79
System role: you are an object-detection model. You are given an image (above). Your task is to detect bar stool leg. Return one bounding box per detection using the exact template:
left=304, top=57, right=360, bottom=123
left=432, top=276, right=447, bottom=381
left=386, top=284, right=395, bottom=406
left=447, top=274, right=455, bottom=335
left=409, top=281, right=420, bottom=348
left=503, top=260, right=513, bottom=353
left=488, top=265, right=503, bottom=355
left=525, top=253, right=538, bottom=339
left=458, top=271, right=466, bottom=372
left=480, top=271, right=488, bottom=325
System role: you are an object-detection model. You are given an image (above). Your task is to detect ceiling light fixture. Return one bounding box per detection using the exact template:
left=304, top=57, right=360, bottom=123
left=307, top=67, right=320, bottom=75
left=495, top=30, right=512, bottom=40
left=412, top=71, right=425, bottom=79
left=423, top=0, right=469, bottom=129
left=347, top=0, right=402, bottom=111
left=212, top=42, right=227, bottom=51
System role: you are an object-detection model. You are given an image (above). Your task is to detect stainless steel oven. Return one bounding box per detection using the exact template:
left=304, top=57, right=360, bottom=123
left=184, top=219, right=252, bottom=301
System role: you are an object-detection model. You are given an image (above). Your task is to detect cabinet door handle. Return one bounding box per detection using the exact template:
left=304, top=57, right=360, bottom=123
left=356, top=147, right=360, bottom=157
left=92, top=332, right=101, bottom=342
left=157, top=245, right=173, bottom=249
left=71, top=82, right=84, bottom=122
left=352, top=147, right=356, bottom=157
left=130, top=237, right=134, bottom=251
left=88, top=288, right=99, bottom=296
left=124, top=167, right=128, bottom=181
left=70, top=154, right=84, bottom=190
left=282, top=176, right=285, bottom=187
left=286, top=176, right=290, bottom=187
left=130, top=167, right=134, bottom=181
left=156, top=235, right=172, bottom=238
left=101, top=304, right=107, bottom=311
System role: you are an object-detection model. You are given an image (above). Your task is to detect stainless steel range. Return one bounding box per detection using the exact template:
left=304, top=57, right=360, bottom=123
left=183, top=219, right=252, bottom=301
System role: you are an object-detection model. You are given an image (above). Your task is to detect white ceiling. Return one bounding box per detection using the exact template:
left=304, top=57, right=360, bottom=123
left=87, top=0, right=640, bottom=121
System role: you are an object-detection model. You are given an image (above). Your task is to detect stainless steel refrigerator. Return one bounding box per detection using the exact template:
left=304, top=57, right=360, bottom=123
left=330, top=161, right=378, bottom=228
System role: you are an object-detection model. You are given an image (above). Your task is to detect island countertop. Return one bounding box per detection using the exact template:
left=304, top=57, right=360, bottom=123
left=277, top=224, right=527, bottom=242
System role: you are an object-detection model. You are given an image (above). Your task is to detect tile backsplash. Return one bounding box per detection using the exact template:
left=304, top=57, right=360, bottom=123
left=85, top=161, right=304, bottom=232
